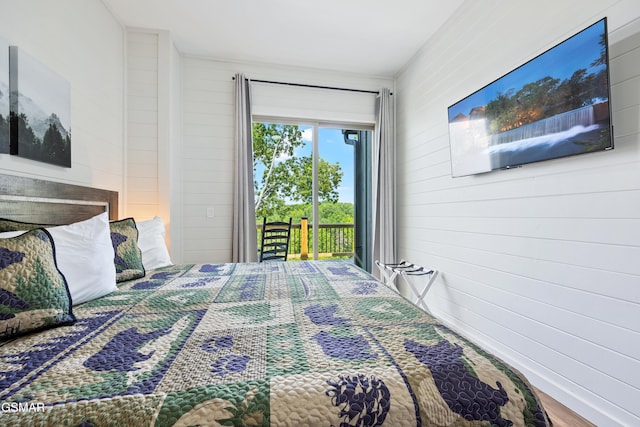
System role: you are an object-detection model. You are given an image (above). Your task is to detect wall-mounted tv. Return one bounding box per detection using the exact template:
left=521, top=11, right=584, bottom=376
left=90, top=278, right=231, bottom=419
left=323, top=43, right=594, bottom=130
left=447, top=18, right=613, bottom=178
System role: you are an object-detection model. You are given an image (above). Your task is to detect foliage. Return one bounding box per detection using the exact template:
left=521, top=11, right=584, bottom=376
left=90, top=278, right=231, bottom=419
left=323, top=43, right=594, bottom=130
left=9, top=112, right=70, bottom=166
left=252, top=123, right=343, bottom=219
left=258, top=202, right=354, bottom=225
left=268, top=157, right=342, bottom=205
left=42, top=122, right=70, bottom=165
left=0, top=113, right=9, bottom=153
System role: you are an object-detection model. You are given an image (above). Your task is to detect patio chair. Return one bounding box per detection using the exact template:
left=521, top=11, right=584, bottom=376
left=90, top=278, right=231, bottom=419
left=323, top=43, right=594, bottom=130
left=259, top=217, right=292, bottom=262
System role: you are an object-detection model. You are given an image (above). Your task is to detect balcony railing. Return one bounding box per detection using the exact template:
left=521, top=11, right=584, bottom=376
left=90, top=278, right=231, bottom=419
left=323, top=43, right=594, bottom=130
left=257, top=220, right=354, bottom=259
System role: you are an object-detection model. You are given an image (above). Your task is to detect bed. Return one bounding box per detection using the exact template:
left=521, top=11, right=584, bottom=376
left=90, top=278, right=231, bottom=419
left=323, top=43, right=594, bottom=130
left=0, top=174, right=551, bottom=427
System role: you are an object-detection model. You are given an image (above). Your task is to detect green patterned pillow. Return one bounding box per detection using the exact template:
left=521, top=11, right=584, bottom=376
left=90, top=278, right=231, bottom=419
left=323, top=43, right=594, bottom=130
left=0, top=218, right=53, bottom=232
left=0, top=228, right=75, bottom=340
left=109, top=218, right=145, bottom=282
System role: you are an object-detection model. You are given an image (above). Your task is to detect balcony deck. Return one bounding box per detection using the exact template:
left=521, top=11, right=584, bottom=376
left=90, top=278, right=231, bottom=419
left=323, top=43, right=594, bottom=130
left=258, top=222, right=354, bottom=260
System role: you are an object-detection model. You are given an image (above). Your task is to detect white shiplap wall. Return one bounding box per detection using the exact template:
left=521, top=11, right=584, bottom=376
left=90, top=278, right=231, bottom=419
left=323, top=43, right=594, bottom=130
left=180, top=58, right=392, bottom=263
left=127, top=31, right=159, bottom=219
left=167, top=37, right=183, bottom=261
left=180, top=58, right=235, bottom=262
left=126, top=30, right=180, bottom=256
left=0, top=0, right=125, bottom=201
left=394, top=0, right=640, bottom=425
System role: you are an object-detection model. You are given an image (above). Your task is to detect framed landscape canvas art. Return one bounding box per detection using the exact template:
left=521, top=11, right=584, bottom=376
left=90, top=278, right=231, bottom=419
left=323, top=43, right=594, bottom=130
left=9, top=46, right=71, bottom=167
left=0, top=37, right=9, bottom=154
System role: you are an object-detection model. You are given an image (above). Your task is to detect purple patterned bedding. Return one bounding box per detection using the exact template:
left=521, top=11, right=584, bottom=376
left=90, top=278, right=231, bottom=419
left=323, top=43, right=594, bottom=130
left=0, top=261, right=551, bottom=426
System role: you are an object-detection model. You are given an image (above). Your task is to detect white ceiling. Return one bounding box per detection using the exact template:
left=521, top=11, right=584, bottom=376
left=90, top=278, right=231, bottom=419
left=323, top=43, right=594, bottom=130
left=102, top=0, right=464, bottom=77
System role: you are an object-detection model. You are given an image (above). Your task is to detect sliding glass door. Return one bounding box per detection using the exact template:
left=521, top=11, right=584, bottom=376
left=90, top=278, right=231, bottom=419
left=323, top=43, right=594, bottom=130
left=344, top=130, right=372, bottom=271
left=253, top=120, right=371, bottom=270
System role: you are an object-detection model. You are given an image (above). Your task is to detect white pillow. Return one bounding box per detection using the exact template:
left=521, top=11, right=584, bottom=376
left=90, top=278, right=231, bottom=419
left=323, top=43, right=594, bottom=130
left=0, top=212, right=117, bottom=305
left=136, top=216, right=172, bottom=270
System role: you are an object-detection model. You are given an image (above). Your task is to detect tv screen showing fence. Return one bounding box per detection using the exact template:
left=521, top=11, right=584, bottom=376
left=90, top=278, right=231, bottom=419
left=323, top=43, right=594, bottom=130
left=447, top=18, right=613, bottom=177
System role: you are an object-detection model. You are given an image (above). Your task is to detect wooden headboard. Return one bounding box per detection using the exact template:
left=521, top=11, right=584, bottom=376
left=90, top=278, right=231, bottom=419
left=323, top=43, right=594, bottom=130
left=0, top=173, right=118, bottom=225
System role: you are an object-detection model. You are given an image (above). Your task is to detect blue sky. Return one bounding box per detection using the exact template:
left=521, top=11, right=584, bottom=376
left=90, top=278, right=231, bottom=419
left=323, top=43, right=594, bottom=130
left=300, top=126, right=355, bottom=204
left=254, top=125, right=355, bottom=204
left=448, top=19, right=606, bottom=121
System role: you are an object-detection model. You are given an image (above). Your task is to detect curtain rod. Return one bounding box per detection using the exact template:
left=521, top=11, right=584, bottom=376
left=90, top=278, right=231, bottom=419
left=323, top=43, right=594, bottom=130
left=232, top=76, right=390, bottom=95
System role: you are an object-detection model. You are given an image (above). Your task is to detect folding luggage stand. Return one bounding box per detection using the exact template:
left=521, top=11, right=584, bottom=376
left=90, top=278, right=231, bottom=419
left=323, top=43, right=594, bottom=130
left=375, top=260, right=438, bottom=313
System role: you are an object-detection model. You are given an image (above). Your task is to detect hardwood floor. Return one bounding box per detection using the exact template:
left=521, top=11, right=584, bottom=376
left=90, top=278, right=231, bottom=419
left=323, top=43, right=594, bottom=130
left=535, top=388, right=596, bottom=427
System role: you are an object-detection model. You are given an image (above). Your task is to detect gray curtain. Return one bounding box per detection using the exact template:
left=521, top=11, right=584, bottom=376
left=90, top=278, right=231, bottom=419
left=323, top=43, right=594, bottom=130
left=372, top=88, right=395, bottom=269
left=232, top=73, right=258, bottom=262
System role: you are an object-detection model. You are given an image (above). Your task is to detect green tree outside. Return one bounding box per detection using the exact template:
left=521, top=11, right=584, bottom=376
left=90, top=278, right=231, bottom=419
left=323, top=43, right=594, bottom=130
left=252, top=123, right=345, bottom=221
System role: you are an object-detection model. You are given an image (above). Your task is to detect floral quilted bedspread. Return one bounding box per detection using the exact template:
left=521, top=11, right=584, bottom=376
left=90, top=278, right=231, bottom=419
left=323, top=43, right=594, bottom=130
left=0, top=261, right=551, bottom=426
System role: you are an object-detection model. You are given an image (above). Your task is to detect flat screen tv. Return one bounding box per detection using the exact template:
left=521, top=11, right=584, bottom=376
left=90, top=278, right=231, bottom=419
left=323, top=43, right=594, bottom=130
left=447, top=18, right=613, bottom=177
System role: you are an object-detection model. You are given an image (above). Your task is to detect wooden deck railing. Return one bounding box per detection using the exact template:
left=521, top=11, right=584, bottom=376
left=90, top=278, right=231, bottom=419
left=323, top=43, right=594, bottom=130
left=257, top=220, right=354, bottom=259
